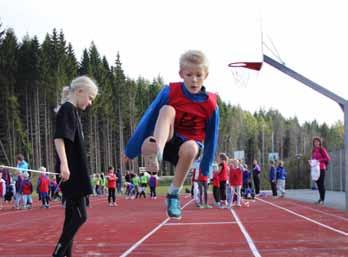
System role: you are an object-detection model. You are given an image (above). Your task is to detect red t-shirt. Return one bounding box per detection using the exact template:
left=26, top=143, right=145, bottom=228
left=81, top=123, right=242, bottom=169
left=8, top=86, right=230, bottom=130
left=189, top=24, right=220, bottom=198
left=218, top=162, right=229, bottom=181
left=212, top=172, right=220, bottom=188
left=229, top=166, right=243, bottom=186
left=107, top=173, right=117, bottom=189
left=22, top=180, right=32, bottom=195
left=39, top=176, right=49, bottom=193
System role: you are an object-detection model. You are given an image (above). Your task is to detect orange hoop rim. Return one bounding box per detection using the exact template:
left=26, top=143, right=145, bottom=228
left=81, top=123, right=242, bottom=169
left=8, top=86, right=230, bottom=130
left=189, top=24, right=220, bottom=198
left=228, top=62, right=263, bottom=71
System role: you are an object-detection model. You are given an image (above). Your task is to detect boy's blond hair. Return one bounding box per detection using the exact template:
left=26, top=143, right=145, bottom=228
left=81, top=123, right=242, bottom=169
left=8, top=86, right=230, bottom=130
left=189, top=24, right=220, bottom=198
left=179, top=50, right=209, bottom=72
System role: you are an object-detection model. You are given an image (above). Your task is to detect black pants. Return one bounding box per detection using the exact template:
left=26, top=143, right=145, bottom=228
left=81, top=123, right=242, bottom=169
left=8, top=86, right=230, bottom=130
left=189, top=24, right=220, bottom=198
left=150, top=186, right=156, bottom=197
left=316, top=170, right=326, bottom=201
left=253, top=174, right=260, bottom=194
left=213, top=186, right=221, bottom=203
left=108, top=188, right=116, bottom=203
left=219, top=180, right=227, bottom=201
left=270, top=181, right=277, bottom=196
left=52, top=196, right=88, bottom=257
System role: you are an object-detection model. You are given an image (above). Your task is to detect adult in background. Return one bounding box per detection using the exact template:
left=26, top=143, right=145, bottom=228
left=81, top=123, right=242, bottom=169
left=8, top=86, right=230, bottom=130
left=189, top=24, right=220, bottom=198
left=116, top=168, right=123, bottom=194
left=311, top=137, right=330, bottom=205
left=252, top=159, right=261, bottom=195
left=16, top=154, right=29, bottom=176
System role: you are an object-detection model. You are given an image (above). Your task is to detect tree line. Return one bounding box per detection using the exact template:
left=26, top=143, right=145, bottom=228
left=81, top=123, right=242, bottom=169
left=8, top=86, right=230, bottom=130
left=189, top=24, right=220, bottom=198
left=0, top=23, right=343, bottom=188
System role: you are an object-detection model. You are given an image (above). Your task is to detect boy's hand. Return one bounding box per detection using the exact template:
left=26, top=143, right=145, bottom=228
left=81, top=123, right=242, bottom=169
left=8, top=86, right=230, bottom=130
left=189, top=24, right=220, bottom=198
left=60, top=164, right=70, bottom=181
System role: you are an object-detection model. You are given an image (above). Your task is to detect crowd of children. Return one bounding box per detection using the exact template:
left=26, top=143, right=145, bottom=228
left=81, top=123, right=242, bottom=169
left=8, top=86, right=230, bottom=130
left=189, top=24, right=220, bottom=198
left=190, top=153, right=288, bottom=210
left=0, top=158, right=288, bottom=212
left=0, top=166, right=62, bottom=210
left=87, top=168, right=159, bottom=204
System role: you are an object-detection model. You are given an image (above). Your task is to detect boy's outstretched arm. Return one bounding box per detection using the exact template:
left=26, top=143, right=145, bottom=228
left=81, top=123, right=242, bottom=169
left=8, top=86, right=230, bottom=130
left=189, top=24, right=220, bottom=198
left=124, top=86, right=170, bottom=159
left=200, top=106, right=220, bottom=176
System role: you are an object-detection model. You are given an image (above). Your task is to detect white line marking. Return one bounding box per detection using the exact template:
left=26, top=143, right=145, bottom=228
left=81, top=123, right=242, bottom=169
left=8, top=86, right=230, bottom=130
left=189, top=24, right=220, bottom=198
left=291, top=202, right=348, bottom=222
left=119, top=199, right=194, bottom=257
left=230, top=208, right=262, bottom=257
left=165, top=221, right=237, bottom=226
left=257, top=198, right=348, bottom=236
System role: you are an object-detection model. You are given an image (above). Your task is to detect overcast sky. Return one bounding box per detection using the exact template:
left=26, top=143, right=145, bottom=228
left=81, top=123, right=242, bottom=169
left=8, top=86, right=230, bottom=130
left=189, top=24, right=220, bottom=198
left=1, top=0, right=347, bottom=125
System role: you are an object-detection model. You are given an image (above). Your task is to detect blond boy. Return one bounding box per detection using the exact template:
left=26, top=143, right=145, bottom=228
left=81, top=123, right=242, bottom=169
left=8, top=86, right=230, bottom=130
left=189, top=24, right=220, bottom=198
left=125, top=50, right=219, bottom=219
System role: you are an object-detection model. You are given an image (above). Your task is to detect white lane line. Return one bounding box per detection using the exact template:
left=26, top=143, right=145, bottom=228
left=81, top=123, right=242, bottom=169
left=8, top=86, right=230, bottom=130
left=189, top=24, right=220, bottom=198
left=119, top=199, right=194, bottom=257
left=257, top=198, right=348, bottom=236
left=165, top=221, right=237, bottom=226
left=230, top=208, right=262, bottom=257
left=291, top=202, right=348, bottom=222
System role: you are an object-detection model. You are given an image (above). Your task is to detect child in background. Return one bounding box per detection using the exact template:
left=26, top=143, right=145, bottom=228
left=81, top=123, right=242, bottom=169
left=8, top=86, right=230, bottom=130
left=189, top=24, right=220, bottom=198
left=191, top=161, right=200, bottom=207
left=0, top=171, right=6, bottom=209
left=52, top=75, right=98, bottom=257
left=218, top=153, right=229, bottom=208
left=197, top=169, right=211, bottom=208
left=124, top=50, right=219, bottom=219
left=276, top=160, right=287, bottom=197
left=148, top=172, right=158, bottom=199
left=95, top=174, right=101, bottom=196
left=4, top=176, right=15, bottom=209
left=107, top=167, right=117, bottom=206
left=139, top=172, right=148, bottom=198
left=50, top=177, right=61, bottom=201
left=211, top=169, right=220, bottom=207
left=132, top=174, right=140, bottom=199
left=229, top=159, right=243, bottom=207
left=100, top=173, right=106, bottom=195
left=14, top=171, right=23, bottom=209
left=38, top=167, right=50, bottom=208
left=125, top=182, right=135, bottom=200
left=21, top=172, right=33, bottom=209
left=269, top=160, right=277, bottom=197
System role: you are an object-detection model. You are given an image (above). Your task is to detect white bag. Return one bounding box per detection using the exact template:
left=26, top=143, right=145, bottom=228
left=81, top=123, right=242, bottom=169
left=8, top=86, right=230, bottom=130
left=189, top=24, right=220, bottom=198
left=309, top=159, right=320, bottom=181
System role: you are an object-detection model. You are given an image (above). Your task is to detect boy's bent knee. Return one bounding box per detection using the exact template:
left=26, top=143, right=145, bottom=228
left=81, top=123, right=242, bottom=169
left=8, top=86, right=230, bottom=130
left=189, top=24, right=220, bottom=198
left=159, top=105, right=176, bottom=117
left=179, top=141, right=199, bottom=160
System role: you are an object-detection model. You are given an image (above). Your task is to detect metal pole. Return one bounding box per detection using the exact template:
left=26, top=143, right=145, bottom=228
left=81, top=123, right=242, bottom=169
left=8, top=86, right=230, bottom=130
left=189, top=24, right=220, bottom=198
left=344, top=102, right=348, bottom=210
left=263, top=54, right=348, bottom=210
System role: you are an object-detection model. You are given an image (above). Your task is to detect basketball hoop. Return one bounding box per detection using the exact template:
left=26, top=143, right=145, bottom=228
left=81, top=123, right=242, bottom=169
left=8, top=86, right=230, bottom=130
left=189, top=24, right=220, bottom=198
left=228, top=62, right=263, bottom=87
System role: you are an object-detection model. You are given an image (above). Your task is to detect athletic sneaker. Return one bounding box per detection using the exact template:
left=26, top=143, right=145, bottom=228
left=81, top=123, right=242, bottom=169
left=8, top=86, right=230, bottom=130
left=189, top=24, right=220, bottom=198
left=166, top=194, right=182, bottom=219
left=204, top=204, right=212, bottom=209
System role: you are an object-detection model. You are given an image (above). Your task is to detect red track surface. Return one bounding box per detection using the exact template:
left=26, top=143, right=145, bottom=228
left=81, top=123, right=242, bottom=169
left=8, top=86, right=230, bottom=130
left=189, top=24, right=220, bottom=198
left=0, top=194, right=347, bottom=257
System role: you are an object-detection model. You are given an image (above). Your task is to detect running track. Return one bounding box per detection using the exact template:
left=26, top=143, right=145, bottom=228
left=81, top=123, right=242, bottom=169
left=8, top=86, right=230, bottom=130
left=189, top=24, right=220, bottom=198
left=0, top=194, right=347, bottom=257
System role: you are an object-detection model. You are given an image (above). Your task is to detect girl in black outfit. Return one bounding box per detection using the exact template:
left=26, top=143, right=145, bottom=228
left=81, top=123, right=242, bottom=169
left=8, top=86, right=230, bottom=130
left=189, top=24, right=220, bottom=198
left=52, top=76, right=98, bottom=257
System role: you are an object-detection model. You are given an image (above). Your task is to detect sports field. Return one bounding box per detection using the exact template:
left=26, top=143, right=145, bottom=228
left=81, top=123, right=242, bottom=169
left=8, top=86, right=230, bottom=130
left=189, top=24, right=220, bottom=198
left=0, top=193, right=347, bottom=257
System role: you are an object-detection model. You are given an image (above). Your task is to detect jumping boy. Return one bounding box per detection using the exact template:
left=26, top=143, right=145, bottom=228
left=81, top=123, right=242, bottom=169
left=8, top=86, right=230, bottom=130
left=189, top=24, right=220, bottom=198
left=124, top=50, right=219, bottom=219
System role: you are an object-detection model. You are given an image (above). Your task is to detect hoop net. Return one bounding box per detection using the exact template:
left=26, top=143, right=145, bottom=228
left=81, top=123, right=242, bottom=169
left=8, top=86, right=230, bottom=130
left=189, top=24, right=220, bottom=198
left=228, top=62, right=263, bottom=87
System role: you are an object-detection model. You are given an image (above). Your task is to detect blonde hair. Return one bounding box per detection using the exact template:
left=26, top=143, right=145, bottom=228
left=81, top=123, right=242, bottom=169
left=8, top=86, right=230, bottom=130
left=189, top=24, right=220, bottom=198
left=179, top=50, right=209, bottom=72
left=55, top=75, right=98, bottom=112
left=39, top=166, right=46, bottom=172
